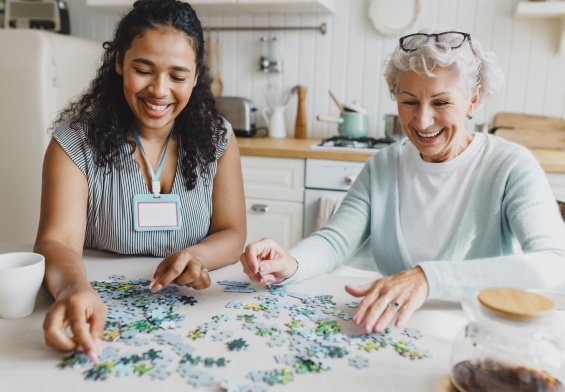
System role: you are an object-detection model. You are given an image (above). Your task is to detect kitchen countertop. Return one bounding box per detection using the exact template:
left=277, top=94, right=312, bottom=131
left=236, top=137, right=375, bottom=163
left=529, top=148, right=565, bottom=173
left=236, top=136, right=565, bottom=173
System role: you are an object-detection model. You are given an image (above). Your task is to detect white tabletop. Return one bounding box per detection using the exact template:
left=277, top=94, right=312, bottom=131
left=0, top=244, right=466, bottom=392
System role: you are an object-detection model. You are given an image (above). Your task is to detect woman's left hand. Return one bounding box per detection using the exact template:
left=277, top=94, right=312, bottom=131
left=150, top=250, right=211, bottom=292
left=345, top=266, right=429, bottom=333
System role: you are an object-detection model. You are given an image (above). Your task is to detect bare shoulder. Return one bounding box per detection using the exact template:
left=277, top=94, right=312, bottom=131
left=43, top=138, right=86, bottom=181
left=218, top=131, right=241, bottom=163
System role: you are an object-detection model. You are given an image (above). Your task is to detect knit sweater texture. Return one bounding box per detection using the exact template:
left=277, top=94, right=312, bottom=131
left=287, top=135, right=565, bottom=301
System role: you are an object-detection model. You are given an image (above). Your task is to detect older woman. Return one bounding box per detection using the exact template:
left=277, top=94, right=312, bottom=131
left=240, top=28, right=565, bottom=333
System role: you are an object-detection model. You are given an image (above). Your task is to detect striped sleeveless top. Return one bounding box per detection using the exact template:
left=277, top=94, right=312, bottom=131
left=53, top=120, right=231, bottom=257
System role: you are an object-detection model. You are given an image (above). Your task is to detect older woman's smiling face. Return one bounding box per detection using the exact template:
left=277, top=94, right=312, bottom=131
left=397, top=66, right=480, bottom=162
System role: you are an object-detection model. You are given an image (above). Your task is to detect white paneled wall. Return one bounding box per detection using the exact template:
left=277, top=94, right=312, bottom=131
left=66, top=0, right=565, bottom=139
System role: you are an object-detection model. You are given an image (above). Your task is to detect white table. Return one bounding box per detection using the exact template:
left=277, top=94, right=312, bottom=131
left=0, top=244, right=467, bottom=392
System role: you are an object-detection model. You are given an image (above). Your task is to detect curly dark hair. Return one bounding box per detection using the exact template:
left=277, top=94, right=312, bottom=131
left=52, top=0, right=227, bottom=191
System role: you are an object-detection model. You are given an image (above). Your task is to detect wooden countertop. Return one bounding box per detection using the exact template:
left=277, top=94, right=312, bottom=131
left=530, top=148, right=565, bottom=173
left=236, top=137, right=375, bottom=162
left=236, top=137, right=565, bottom=173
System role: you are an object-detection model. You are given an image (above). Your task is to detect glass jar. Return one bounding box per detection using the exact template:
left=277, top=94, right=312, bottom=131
left=450, top=288, right=565, bottom=392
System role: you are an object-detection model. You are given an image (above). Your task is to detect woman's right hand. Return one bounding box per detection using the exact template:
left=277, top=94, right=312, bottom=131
left=239, top=238, right=298, bottom=284
left=43, top=284, right=106, bottom=363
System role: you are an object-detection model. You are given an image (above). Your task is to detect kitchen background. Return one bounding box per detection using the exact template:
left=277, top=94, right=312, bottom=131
left=1, top=0, right=564, bottom=247
left=66, top=0, right=565, bottom=139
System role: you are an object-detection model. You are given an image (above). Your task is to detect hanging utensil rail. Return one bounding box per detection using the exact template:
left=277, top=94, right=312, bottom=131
left=204, top=22, right=327, bottom=35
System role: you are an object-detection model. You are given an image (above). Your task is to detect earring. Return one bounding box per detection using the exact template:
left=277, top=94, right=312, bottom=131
left=468, top=115, right=473, bottom=120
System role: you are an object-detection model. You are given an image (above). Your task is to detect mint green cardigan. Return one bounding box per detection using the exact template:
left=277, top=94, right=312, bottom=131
left=288, top=135, right=565, bottom=300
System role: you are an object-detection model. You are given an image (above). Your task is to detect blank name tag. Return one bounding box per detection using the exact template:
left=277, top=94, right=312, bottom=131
left=133, top=194, right=182, bottom=231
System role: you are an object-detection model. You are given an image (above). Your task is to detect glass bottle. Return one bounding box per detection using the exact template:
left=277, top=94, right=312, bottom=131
left=450, top=288, right=565, bottom=392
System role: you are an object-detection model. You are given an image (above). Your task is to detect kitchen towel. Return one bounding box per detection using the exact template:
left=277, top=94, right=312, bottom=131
left=315, top=194, right=345, bottom=232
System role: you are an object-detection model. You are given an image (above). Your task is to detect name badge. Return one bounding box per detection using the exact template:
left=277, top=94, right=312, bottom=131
left=133, top=194, right=182, bottom=231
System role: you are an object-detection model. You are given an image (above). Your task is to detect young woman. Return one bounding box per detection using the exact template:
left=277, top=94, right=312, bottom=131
left=34, top=0, right=246, bottom=363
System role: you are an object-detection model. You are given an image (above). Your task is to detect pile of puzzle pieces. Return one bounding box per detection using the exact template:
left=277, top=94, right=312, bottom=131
left=57, top=276, right=431, bottom=390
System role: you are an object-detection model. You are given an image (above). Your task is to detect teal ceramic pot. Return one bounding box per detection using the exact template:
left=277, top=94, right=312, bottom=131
left=337, top=113, right=369, bottom=138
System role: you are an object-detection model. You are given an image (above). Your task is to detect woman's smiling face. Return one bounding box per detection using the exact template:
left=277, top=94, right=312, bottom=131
left=397, top=67, right=480, bottom=162
left=115, top=26, right=198, bottom=136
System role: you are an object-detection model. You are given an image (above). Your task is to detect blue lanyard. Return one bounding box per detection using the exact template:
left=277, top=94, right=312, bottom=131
left=132, top=125, right=174, bottom=197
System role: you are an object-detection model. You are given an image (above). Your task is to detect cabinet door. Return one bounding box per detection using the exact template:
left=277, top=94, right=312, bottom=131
left=245, top=198, right=303, bottom=249
left=241, top=156, right=304, bottom=202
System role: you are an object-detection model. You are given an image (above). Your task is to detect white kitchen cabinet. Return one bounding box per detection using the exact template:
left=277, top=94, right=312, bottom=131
left=245, top=199, right=304, bottom=248
left=241, top=156, right=304, bottom=248
left=237, top=0, right=335, bottom=14
left=86, top=0, right=335, bottom=15
left=547, top=172, right=565, bottom=201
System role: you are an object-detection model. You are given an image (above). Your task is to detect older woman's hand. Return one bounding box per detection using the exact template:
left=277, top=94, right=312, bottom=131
left=240, top=238, right=298, bottom=285
left=345, top=266, right=429, bottom=333
left=150, top=249, right=211, bottom=292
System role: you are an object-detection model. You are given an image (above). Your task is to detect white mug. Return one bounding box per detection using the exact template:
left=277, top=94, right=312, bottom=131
left=0, top=252, right=45, bottom=318
left=262, top=106, right=287, bottom=138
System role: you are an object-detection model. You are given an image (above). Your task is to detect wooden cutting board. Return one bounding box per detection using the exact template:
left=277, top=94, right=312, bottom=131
left=494, top=128, right=565, bottom=150
left=493, top=112, right=565, bottom=130
left=492, top=112, right=565, bottom=149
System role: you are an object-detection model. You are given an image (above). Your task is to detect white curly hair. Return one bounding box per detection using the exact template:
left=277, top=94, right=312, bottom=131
left=384, top=27, right=504, bottom=105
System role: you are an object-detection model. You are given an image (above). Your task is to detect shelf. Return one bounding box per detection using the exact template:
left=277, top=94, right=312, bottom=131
left=86, top=0, right=336, bottom=15
left=237, top=0, right=335, bottom=15
left=514, top=1, right=565, bottom=56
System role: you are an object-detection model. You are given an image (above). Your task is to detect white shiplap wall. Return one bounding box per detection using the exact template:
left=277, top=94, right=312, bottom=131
left=66, top=0, right=565, bottom=139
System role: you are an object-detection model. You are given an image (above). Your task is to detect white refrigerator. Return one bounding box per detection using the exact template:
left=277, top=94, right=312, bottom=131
left=0, top=29, right=102, bottom=244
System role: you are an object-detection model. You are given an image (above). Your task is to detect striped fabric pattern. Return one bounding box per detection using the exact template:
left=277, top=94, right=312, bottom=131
left=53, top=120, right=230, bottom=257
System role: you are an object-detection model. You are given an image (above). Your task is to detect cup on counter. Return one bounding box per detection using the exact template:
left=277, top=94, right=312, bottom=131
left=0, top=252, right=45, bottom=318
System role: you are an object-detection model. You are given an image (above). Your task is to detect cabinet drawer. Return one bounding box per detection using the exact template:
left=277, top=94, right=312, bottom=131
left=245, top=198, right=303, bottom=249
left=241, top=156, right=304, bottom=202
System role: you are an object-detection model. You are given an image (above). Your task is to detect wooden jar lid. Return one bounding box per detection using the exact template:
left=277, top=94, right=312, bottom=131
left=478, top=288, right=556, bottom=318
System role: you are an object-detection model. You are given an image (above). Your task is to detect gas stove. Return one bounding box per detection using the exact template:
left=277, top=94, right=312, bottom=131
left=311, top=136, right=396, bottom=151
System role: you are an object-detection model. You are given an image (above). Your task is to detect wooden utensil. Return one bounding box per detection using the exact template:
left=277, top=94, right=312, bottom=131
left=211, top=35, right=223, bottom=97
left=294, top=86, right=307, bottom=139
left=328, top=90, right=344, bottom=112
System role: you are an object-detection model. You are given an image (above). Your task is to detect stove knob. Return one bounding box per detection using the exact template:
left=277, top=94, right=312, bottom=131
left=344, top=175, right=357, bottom=186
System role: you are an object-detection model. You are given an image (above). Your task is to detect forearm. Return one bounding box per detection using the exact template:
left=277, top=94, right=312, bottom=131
left=34, top=240, right=90, bottom=300
left=285, top=235, right=341, bottom=285
left=418, top=251, right=565, bottom=301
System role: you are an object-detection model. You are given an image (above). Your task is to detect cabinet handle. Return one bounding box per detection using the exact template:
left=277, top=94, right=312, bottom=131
left=251, top=204, right=271, bottom=213
left=344, top=174, right=357, bottom=186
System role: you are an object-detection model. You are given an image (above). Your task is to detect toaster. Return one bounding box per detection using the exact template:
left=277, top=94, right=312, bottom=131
left=215, top=96, right=257, bottom=137
left=4, top=0, right=70, bottom=34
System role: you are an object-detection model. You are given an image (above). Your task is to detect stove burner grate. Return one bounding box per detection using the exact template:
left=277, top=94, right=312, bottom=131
left=318, top=136, right=396, bottom=149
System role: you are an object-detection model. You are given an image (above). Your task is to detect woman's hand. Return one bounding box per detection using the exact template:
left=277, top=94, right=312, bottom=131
left=240, top=238, right=298, bottom=284
left=345, top=266, right=429, bottom=333
left=151, top=249, right=211, bottom=292
left=43, top=283, right=106, bottom=363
